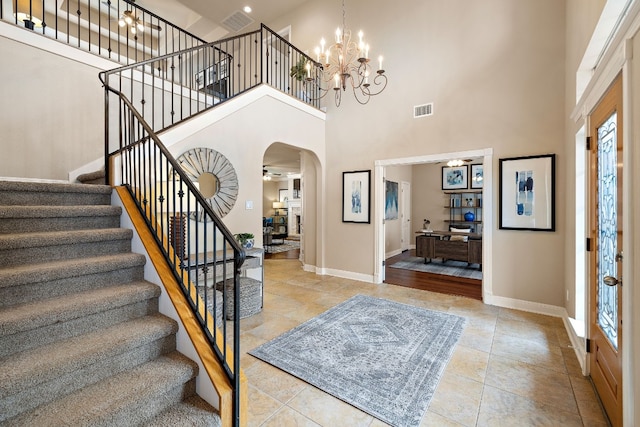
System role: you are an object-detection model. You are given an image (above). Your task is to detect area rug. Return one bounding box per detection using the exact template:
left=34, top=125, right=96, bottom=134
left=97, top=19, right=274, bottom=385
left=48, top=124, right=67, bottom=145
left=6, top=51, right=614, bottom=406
left=389, top=256, right=483, bottom=280
left=249, top=295, right=466, bottom=427
left=266, top=239, right=300, bottom=254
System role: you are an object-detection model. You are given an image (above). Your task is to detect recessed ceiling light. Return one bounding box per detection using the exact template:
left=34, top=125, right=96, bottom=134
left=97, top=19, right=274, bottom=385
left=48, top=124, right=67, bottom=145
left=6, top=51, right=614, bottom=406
left=243, top=6, right=252, bottom=13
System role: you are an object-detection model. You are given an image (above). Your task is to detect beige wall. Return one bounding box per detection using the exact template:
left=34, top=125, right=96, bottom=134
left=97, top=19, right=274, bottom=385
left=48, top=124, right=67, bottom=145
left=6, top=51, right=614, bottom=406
left=272, top=0, right=567, bottom=305
left=0, top=34, right=107, bottom=180
left=164, top=94, right=325, bottom=253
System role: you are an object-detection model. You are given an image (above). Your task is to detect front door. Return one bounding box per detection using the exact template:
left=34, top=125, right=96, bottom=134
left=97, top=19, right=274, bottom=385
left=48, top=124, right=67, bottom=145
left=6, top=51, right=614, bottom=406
left=589, top=74, right=623, bottom=427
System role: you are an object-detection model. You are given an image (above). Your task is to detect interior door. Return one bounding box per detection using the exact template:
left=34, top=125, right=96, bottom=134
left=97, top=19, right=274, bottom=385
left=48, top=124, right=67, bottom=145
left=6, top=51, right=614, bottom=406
left=589, top=74, right=623, bottom=427
left=401, top=182, right=411, bottom=251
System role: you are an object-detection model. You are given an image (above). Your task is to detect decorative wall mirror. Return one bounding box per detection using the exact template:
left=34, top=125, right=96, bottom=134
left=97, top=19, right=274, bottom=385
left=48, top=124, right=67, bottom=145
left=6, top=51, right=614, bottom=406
left=176, top=147, right=239, bottom=220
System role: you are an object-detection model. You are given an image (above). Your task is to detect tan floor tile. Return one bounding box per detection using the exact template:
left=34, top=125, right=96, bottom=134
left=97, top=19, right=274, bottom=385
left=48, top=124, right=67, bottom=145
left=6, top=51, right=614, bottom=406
left=458, top=322, right=495, bottom=353
left=244, top=315, right=301, bottom=341
left=246, top=385, right=284, bottom=427
left=446, top=344, right=489, bottom=383
left=498, top=307, right=563, bottom=328
left=490, top=331, right=566, bottom=373
left=244, top=361, right=307, bottom=404
left=419, top=411, right=466, bottom=427
left=477, top=385, right=583, bottom=427
left=485, top=354, right=578, bottom=414
left=569, top=374, right=610, bottom=425
left=561, top=346, right=584, bottom=377
left=495, top=316, right=559, bottom=346
left=428, top=371, right=483, bottom=427
left=260, top=406, right=321, bottom=427
left=238, top=258, right=605, bottom=427
left=287, top=386, right=374, bottom=427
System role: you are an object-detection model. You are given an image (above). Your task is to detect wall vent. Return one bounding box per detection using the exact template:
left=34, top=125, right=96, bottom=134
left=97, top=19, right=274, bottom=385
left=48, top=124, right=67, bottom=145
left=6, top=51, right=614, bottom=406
left=414, top=103, right=433, bottom=118
left=221, top=10, right=254, bottom=32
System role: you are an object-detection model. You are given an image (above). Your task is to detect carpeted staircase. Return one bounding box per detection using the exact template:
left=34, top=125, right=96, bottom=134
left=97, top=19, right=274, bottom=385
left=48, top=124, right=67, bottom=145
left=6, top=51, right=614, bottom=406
left=0, top=181, right=221, bottom=426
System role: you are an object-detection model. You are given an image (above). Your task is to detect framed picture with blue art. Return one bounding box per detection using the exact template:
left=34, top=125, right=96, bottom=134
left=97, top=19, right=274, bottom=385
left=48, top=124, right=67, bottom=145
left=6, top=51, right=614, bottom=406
left=442, top=165, right=468, bottom=190
left=384, top=180, right=398, bottom=220
left=499, top=154, right=555, bottom=231
left=470, top=164, right=483, bottom=189
left=342, top=170, right=371, bottom=223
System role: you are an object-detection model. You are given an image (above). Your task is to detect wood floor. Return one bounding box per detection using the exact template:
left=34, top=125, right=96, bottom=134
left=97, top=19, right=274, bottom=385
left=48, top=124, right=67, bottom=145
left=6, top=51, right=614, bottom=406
left=384, top=250, right=482, bottom=300
left=266, top=247, right=482, bottom=300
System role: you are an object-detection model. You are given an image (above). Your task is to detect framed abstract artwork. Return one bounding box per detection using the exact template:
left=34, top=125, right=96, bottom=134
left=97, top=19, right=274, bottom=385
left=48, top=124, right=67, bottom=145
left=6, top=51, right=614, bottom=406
left=499, top=154, right=556, bottom=231
left=442, top=165, right=468, bottom=190
left=342, top=170, right=371, bottom=223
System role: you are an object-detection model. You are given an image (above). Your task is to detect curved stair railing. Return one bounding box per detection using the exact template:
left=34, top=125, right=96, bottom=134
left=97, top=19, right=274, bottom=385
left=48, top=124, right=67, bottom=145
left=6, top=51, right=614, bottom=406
left=99, top=24, right=320, bottom=143
left=99, top=24, right=321, bottom=427
left=100, top=85, right=245, bottom=425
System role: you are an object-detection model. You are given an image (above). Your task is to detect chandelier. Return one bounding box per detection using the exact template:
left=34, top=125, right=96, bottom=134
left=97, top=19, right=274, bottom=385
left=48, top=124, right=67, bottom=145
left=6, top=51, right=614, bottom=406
left=118, top=10, right=144, bottom=34
left=306, top=0, right=387, bottom=106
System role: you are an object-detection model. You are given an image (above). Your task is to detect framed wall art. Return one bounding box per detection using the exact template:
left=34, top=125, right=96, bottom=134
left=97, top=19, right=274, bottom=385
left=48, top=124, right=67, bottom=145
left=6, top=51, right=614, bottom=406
left=385, top=180, right=398, bottom=220
left=442, top=165, right=468, bottom=190
left=342, top=170, right=371, bottom=223
left=499, top=154, right=556, bottom=231
left=470, top=164, right=484, bottom=189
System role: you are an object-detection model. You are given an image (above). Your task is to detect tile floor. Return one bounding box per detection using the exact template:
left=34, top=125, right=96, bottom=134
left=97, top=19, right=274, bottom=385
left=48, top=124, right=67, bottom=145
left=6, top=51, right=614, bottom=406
left=240, top=259, right=609, bottom=427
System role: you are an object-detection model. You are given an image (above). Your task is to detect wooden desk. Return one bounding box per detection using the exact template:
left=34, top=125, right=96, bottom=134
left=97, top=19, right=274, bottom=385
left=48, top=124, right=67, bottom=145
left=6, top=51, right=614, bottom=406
left=415, top=231, right=482, bottom=267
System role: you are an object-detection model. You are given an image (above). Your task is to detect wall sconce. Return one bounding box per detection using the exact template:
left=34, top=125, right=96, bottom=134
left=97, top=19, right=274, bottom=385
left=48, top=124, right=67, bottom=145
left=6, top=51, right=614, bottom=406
left=272, top=201, right=284, bottom=216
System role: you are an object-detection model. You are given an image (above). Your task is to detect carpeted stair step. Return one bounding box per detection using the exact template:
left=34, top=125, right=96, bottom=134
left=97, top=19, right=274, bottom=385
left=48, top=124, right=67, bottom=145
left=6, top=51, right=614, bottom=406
left=0, top=228, right=133, bottom=268
left=143, top=396, right=222, bottom=427
left=0, top=253, right=146, bottom=308
left=0, top=282, right=161, bottom=358
left=0, top=181, right=112, bottom=206
left=0, top=315, right=178, bottom=422
left=76, top=168, right=106, bottom=185
left=0, top=205, right=122, bottom=234
left=3, top=352, right=199, bottom=426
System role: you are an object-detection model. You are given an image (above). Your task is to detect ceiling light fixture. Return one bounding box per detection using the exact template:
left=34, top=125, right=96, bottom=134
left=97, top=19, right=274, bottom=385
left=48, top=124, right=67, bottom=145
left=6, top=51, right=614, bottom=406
left=118, top=10, right=144, bottom=34
left=243, top=6, right=252, bottom=13
left=306, top=0, right=387, bottom=106
left=447, top=159, right=464, bottom=167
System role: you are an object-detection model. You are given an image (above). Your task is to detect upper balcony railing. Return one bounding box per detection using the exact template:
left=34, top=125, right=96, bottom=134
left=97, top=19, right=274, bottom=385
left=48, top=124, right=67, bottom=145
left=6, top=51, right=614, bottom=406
left=1, top=0, right=207, bottom=64
left=100, top=24, right=321, bottom=149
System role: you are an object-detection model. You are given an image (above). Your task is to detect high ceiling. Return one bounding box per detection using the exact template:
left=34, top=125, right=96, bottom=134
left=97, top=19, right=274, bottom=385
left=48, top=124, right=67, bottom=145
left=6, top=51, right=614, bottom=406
left=136, top=0, right=310, bottom=41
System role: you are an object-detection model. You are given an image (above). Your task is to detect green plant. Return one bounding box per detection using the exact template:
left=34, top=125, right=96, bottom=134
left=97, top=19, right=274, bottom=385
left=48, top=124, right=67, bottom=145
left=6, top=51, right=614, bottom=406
left=290, top=57, right=309, bottom=82
left=234, top=233, right=254, bottom=245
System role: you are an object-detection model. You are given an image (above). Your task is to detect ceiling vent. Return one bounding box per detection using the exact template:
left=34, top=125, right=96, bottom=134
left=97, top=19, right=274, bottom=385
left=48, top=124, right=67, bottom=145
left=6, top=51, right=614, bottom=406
left=221, top=10, right=254, bottom=32
left=414, top=103, right=433, bottom=118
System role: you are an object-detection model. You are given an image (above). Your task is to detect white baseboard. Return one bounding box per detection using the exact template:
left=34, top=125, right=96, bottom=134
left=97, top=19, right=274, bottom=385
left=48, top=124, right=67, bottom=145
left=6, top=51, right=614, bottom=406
left=316, top=267, right=374, bottom=284
left=564, top=317, right=588, bottom=375
left=484, top=294, right=568, bottom=318
left=385, top=248, right=403, bottom=259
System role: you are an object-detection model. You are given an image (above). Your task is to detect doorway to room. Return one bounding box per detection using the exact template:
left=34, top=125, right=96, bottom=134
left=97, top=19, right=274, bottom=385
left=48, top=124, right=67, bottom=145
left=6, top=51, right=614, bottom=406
left=374, top=148, right=493, bottom=301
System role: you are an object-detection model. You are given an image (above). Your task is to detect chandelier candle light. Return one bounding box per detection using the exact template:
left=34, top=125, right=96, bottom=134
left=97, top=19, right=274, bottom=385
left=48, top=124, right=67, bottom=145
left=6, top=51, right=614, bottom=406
left=308, top=0, right=387, bottom=106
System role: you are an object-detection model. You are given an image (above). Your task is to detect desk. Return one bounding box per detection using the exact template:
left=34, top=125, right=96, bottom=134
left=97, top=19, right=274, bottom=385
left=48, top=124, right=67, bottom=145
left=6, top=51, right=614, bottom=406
left=415, top=231, right=482, bottom=268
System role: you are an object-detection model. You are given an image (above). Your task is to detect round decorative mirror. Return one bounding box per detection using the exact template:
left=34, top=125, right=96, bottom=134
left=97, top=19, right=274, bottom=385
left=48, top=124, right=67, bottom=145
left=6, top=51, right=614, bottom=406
left=176, top=147, right=239, bottom=220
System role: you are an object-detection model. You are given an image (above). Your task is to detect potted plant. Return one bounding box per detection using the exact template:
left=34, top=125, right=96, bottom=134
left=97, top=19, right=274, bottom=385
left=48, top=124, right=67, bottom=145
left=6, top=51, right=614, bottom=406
left=290, top=57, right=309, bottom=82
left=234, top=233, right=255, bottom=249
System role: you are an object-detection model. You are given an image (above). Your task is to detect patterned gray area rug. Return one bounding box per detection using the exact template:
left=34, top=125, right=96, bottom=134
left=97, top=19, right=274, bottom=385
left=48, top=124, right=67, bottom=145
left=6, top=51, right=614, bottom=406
left=389, top=256, right=483, bottom=280
left=249, top=295, right=466, bottom=427
left=266, top=239, right=300, bottom=254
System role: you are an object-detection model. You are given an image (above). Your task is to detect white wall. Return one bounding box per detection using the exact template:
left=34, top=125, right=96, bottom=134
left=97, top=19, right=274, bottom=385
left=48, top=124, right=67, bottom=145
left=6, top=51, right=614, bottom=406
left=384, top=165, right=411, bottom=257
